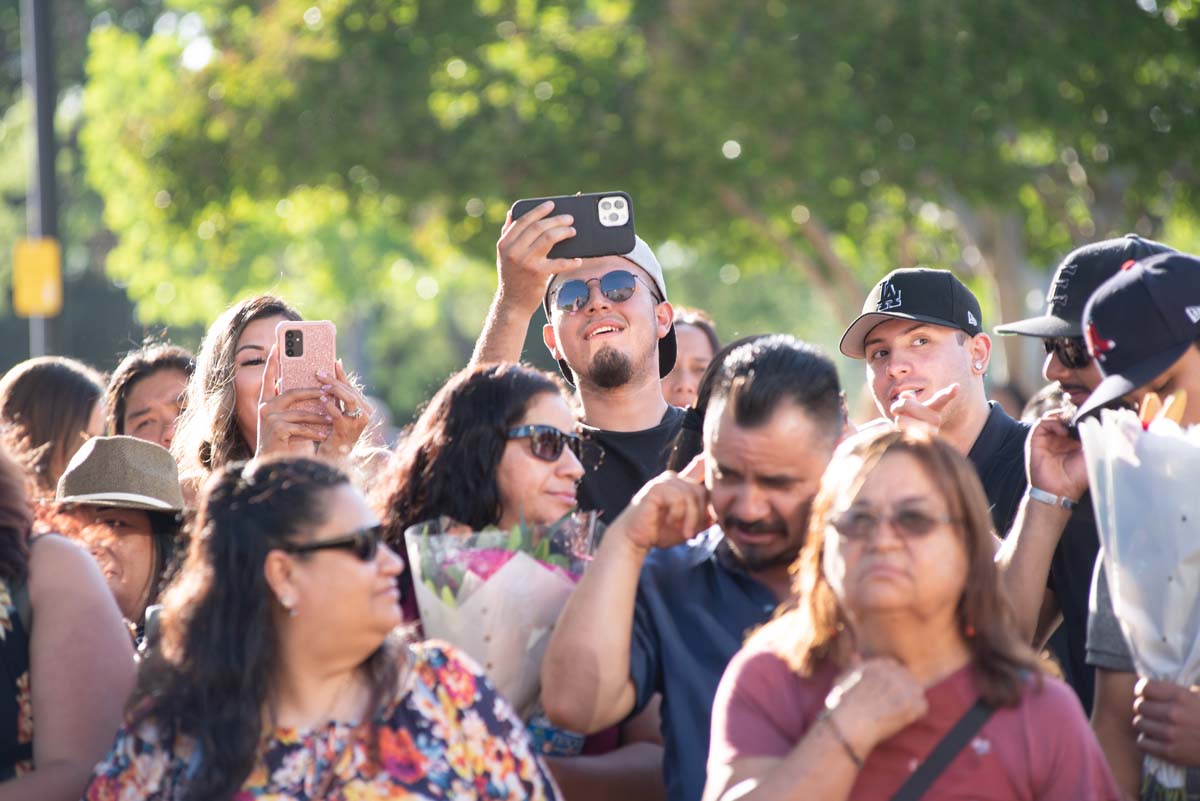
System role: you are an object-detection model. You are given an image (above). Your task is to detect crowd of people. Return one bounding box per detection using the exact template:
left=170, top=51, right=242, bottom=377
left=0, top=196, right=1196, bottom=801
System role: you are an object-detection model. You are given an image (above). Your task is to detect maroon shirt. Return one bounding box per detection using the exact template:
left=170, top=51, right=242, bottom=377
left=709, top=641, right=1121, bottom=800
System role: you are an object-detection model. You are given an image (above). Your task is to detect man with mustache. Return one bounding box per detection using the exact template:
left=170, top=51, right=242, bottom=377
left=992, top=234, right=1173, bottom=717
left=542, top=336, right=846, bottom=801
left=839, top=268, right=1028, bottom=536
left=472, top=202, right=684, bottom=524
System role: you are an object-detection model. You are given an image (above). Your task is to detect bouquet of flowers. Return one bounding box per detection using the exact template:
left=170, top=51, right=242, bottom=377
left=1080, top=392, right=1200, bottom=798
left=404, top=512, right=600, bottom=723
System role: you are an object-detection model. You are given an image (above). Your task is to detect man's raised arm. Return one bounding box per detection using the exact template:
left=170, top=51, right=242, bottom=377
left=470, top=201, right=582, bottom=367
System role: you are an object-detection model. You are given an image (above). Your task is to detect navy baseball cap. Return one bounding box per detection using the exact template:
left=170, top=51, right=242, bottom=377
left=996, top=234, right=1174, bottom=338
left=840, top=268, right=983, bottom=359
left=1075, top=252, right=1200, bottom=421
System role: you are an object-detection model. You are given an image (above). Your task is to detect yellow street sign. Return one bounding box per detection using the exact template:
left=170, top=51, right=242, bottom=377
left=12, top=238, right=62, bottom=318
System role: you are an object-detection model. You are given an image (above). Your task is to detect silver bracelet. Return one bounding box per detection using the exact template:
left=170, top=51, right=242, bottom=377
left=1027, top=486, right=1078, bottom=512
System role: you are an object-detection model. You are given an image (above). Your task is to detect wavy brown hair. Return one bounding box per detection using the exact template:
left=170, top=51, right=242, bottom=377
left=0, top=356, right=106, bottom=496
left=767, top=426, right=1039, bottom=708
left=376, top=362, right=563, bottom=613
left=0, top=447, right=32, bottom=585
left=172, top=295, right=300, bottom=489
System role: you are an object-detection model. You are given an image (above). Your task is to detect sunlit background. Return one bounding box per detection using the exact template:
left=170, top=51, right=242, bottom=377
left=1, top=0, right=1198, bottom=422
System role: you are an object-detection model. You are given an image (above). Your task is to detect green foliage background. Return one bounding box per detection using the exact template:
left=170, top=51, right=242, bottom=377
left=3, top=0, right=1200, bottom=420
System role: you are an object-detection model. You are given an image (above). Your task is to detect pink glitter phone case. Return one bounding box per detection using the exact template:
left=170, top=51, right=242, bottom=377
left=275, top=320, right=337, bottom=431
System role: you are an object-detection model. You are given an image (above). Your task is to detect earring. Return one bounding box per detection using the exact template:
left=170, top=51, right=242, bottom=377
left=281, top=597, right=298, bottom=617
left=974, top=362, right=983, bottom=371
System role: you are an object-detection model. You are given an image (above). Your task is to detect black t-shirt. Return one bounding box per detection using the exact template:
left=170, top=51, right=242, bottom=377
left=966, top=402, right=1030, bottom=537
left=965, top=401, right=1097, bottom=713
left=577, top=405, right=687, bottom=524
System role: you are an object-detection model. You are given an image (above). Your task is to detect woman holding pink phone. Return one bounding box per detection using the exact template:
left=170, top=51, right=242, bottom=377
left=172, top=294, right=373, bottom=494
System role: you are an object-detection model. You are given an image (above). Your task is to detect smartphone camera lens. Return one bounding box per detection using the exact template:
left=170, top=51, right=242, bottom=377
left=284, top=330, right=303, bottom=358
left=613, top=199, right=625, bottom=209
left=608, top=213, right=620, bottom=223
left=600, top=200, right=612, bottom=210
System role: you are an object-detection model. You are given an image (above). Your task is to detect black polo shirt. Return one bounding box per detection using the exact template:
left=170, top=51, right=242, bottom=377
left=577, top=405, right=686, bottom=524
left=966, top=401, right=1097, bottom=713
left=966, top=401, right=1030, bottom=536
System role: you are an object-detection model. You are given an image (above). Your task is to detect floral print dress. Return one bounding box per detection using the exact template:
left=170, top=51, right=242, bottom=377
left=84, top=641, right=561, bottom=800
left=0, top=574, right=33, bottom=779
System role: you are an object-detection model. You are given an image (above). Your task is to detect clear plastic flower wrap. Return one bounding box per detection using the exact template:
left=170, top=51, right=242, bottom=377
left=404, top=512, right=600, bottom=722
left=1081, top=405, right=1200, bottom=798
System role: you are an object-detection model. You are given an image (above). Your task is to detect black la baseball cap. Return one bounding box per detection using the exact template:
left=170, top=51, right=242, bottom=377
left=996, top=234, right=1174, bottom=338
left=840, top=268, right=983, bottom=359
left=1074, top=252, right=1200, bottom=421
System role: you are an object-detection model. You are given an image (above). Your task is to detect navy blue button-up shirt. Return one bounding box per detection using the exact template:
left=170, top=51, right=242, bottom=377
left=628, top=527, right=778, bottom=801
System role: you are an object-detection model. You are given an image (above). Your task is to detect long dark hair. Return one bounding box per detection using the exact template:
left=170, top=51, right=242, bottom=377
left=130, top=457, right=399, bottom=801
left=172, top=295, right=301, bottom=488
left=0, top=447, right=32, bottom=586
left=0, top=356, right=105, bottom=495
left=377, top=363, right=563, bottom=606
left=105, top=343, right=196, bottom=435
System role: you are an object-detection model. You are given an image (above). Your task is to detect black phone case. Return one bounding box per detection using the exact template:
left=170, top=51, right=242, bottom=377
left=511, top=191, right=636, bottom=260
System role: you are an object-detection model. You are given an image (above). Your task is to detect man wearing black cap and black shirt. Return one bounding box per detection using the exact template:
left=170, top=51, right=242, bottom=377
left=1074, top=252, right=1200, bottom=799
left=840, top=267, right=1028, bottom=536
left=472, top=202, right=684, bottom=524
left=992, top=234, right=1174, bottom=718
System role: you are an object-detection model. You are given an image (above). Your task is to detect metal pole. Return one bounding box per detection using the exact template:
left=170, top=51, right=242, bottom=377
left=19, top=0, right=57, bottom=357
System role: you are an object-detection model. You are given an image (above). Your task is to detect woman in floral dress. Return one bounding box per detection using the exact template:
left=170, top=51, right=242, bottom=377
left=84, top=455, right=560, bottom=800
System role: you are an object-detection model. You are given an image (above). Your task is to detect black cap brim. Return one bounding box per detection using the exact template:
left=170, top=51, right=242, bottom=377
left=839, top=312, right=964, bottom=359
left=1072, top=340, right=1192, bottom=422
left=557, top=324, right=678, bottom=388
left=995, top=314, right=1080, bottom=338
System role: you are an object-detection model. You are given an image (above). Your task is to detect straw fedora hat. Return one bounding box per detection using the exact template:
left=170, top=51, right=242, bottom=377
left=56, top=436, right=185, bottom=512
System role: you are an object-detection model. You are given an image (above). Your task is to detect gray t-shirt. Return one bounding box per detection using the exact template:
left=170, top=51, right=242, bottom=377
left=1086, top=551, right=1136, bottom=673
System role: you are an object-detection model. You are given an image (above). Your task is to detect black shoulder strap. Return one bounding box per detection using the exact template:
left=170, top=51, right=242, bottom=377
left=888, top=699, right=994, bottom=801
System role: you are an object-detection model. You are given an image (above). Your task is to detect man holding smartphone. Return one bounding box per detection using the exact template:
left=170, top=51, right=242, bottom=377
left=472, top=200, right=685, bottom=523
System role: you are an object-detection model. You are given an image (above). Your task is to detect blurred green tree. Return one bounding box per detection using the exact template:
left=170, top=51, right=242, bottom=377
left=79, top=0, right=1200, bottom=417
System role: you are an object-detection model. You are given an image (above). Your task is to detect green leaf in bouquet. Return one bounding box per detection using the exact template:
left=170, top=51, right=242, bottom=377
left=534, top=538, right=551, bottom=562
left=439, top=584, right=457, bottom=609
left=546, top=554, right=570, bottom=570
left=506, top=523, right=524, bottom=552
left=444, top=564, right=466, bottom=593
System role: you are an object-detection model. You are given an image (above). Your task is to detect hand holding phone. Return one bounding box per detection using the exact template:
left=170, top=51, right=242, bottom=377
left=510, top=192, right=635, bottom=260
left=496, top=192, right=636, bottom=309
left=254, top=321, right=338, bottom=456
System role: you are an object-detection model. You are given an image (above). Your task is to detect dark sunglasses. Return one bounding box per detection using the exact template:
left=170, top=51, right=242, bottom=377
left=1042, top=336, right=1091, bottom=369
left=831, top=508, right=955, bottom=541
left=551, top=269, right=661, bottom=314
left=281, top=524, right=384, bottom=561
left=507, top=424, right=586, bottom=463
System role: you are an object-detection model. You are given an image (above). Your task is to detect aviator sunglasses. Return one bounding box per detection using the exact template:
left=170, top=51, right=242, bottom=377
left=281, top=524, right=384, bottom=561
left=1042, top=336, right=1091, bottom=369
left=831, top=507, right=956, bottom=542
left=551, top=269, right=662, bottom=314
left=507, top=424, right=586, bottom=463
